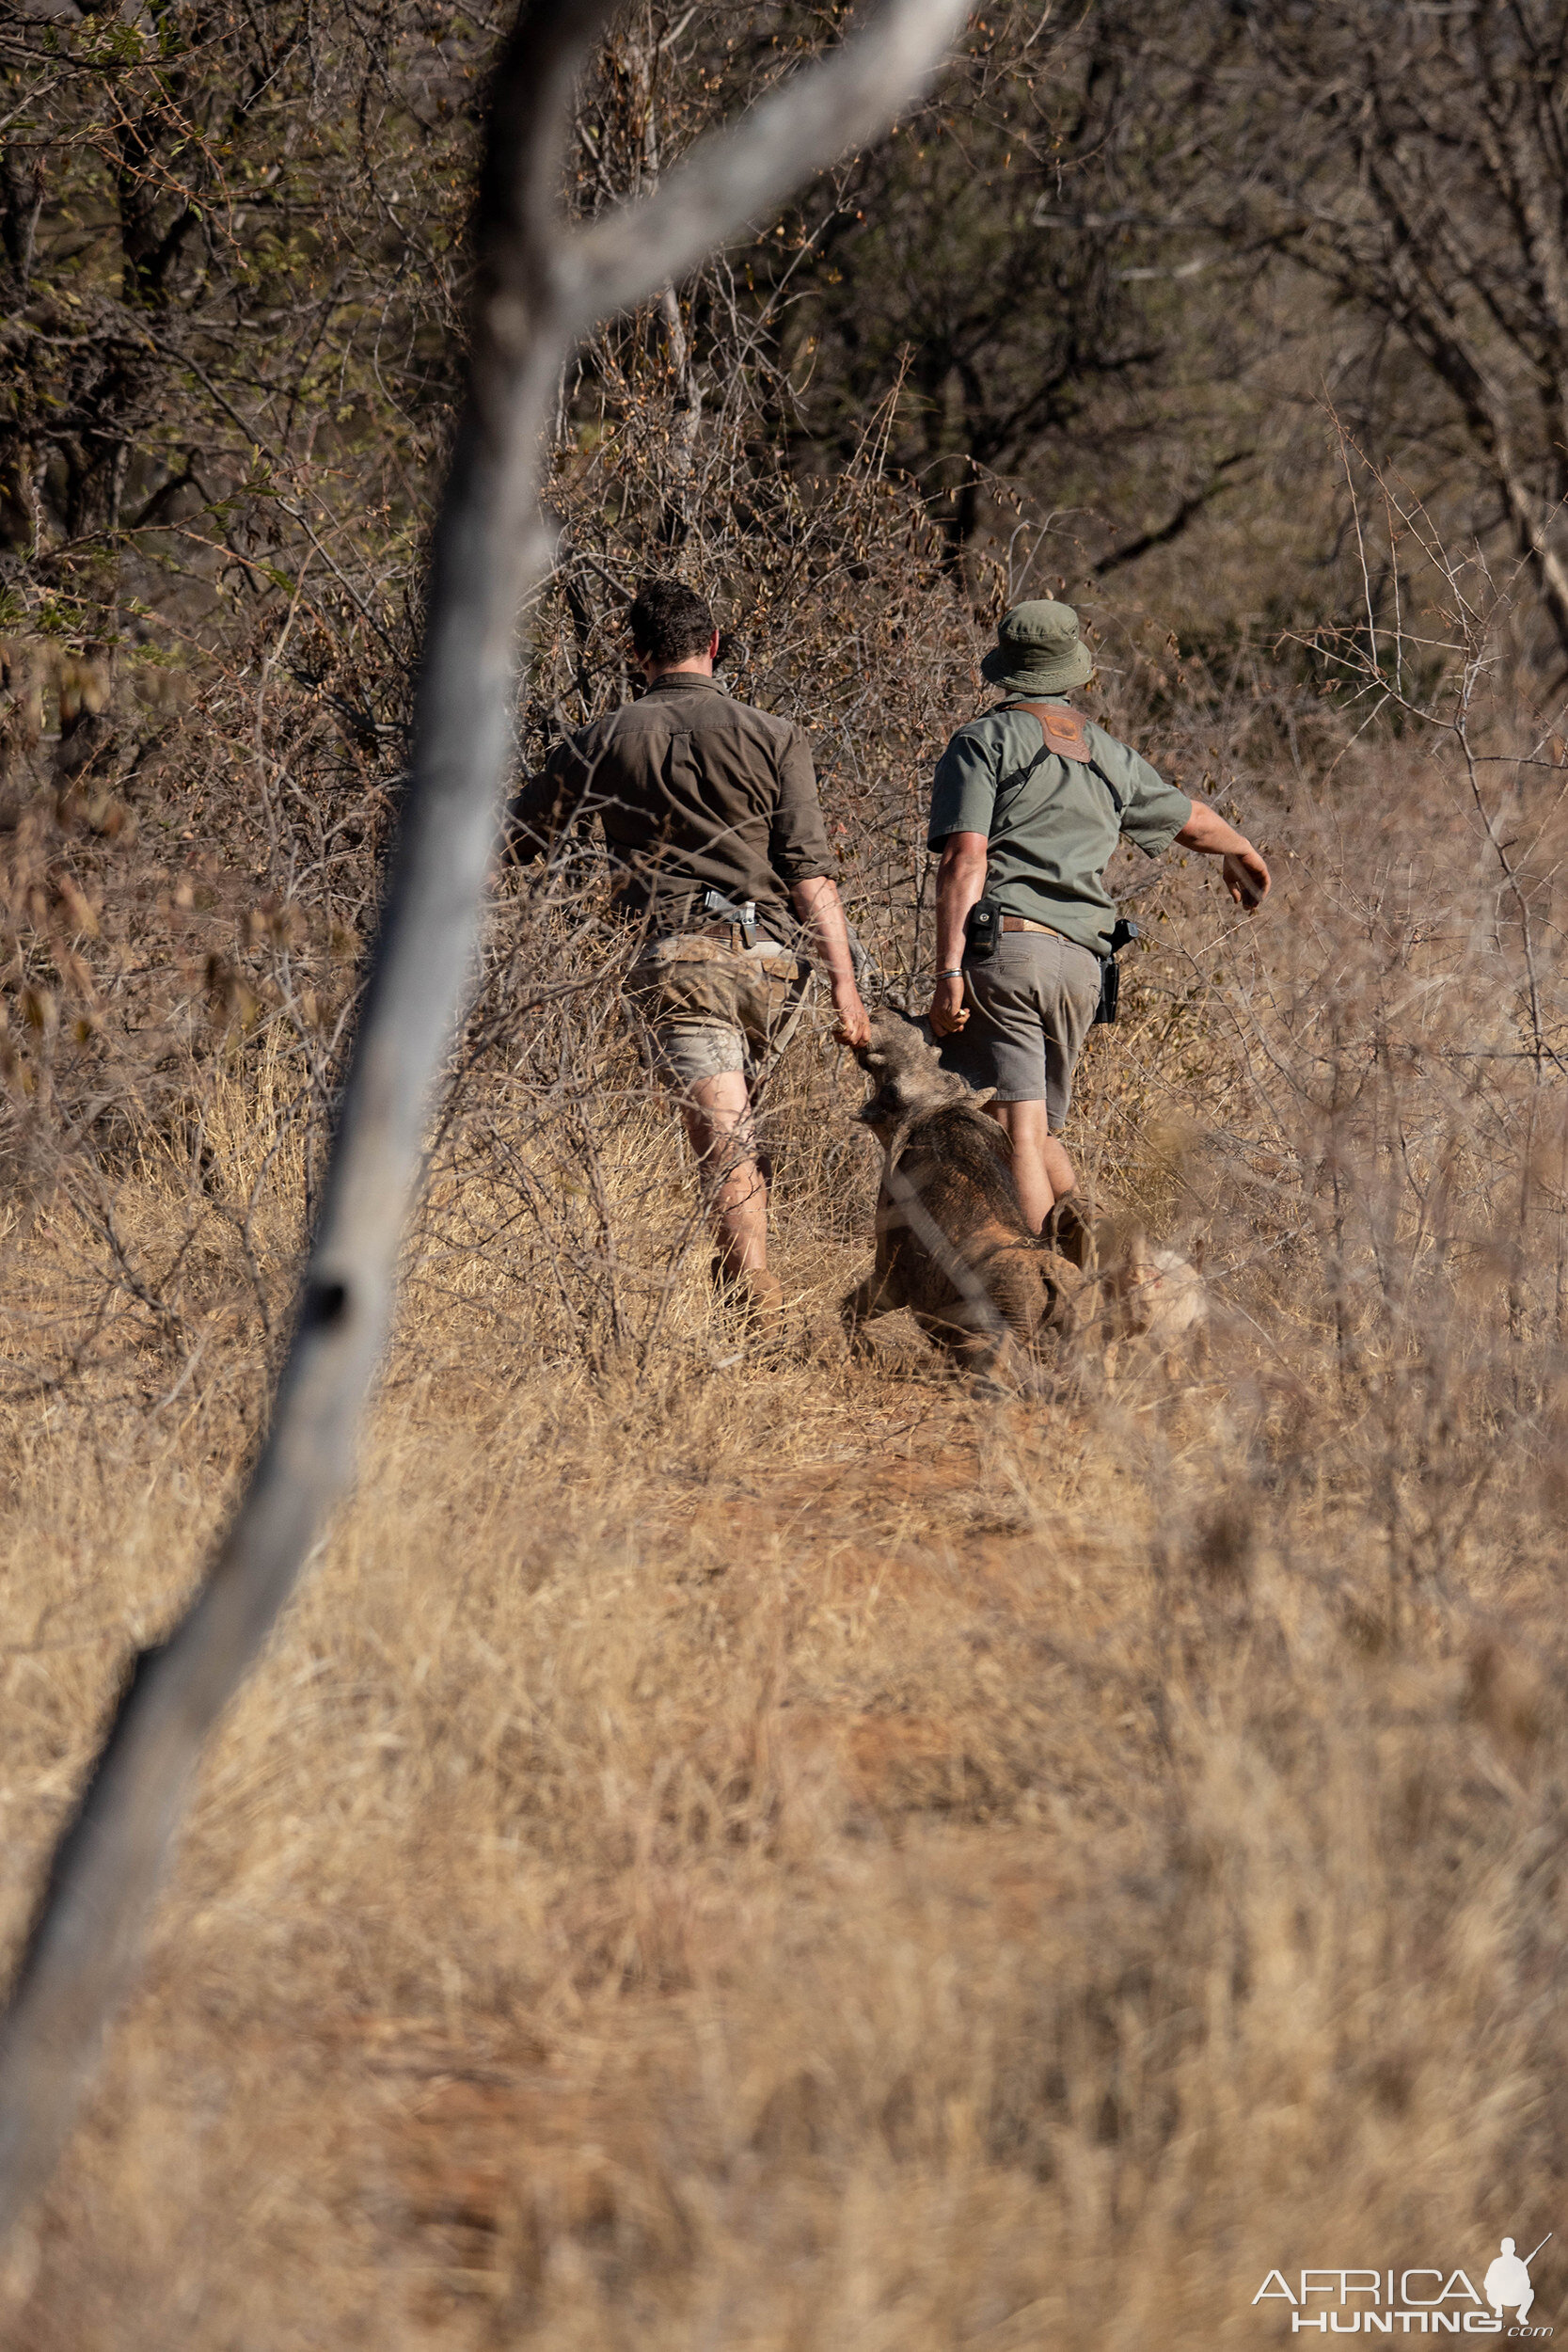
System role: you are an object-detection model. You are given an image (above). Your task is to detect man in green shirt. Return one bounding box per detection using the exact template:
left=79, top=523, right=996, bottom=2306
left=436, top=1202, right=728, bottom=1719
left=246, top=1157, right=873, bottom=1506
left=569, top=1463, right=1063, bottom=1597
left=510, top=579, right=869, bottom=1325
left=927, top=599, right=1270, bottom=1231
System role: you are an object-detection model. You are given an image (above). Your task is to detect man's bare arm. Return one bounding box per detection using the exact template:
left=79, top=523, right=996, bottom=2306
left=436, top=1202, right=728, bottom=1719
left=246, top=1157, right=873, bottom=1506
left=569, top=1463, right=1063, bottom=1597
left=927, top=830, right=988, bottom=1037
left=791, top=872, right=871, bottom=1047
left=1174, top=799, right=1271, bottom=910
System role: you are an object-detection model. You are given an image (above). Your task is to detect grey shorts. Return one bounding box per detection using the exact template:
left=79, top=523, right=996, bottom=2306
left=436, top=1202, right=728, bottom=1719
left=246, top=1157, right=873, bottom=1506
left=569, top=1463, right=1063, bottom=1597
left=624, top=931, right=812, bottom=1095
left=942, top=930, right=1102, bottom=1125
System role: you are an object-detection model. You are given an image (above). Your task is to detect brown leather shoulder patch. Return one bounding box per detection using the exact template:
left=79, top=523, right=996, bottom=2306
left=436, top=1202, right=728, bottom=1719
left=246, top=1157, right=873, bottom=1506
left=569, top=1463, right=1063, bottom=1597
left=1016, top=700, right=1092, bottom=763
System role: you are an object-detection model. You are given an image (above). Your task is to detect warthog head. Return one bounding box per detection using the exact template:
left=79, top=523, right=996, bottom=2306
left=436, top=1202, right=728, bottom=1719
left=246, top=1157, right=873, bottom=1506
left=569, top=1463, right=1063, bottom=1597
left=853, top=1007, right=991, bottom=1144
left=1102, top=1229, right=1209, bottom=1343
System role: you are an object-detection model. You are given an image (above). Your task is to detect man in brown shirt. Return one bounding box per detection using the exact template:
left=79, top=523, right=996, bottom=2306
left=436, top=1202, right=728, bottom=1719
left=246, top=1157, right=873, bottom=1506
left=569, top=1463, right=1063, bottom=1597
left=510, top=579, right=870, bottom=1322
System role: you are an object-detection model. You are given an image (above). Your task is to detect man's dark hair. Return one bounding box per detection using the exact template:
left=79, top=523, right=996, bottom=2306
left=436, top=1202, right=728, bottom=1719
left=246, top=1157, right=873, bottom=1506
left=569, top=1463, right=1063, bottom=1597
left=628, top=579, right=716, bottom=666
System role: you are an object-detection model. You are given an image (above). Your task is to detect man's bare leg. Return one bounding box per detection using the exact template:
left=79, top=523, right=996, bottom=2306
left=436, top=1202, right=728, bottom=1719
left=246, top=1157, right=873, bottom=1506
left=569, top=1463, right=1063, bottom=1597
left=987, top=1098, right=1075, bottom=1233
left=682, top=1068, right=768, bottom=1275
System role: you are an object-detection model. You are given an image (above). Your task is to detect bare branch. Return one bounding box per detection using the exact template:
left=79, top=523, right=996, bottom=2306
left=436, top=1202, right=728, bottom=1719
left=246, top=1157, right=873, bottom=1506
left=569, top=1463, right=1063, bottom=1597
left=562, top=0, right=970, bottom=326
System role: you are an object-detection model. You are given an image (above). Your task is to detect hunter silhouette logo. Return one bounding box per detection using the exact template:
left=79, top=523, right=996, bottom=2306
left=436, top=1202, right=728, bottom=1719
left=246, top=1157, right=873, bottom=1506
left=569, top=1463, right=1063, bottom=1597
left=1252, top=2234, right=1554, bottom=2334
left=1485, top=2241, right=1548, bottom=2328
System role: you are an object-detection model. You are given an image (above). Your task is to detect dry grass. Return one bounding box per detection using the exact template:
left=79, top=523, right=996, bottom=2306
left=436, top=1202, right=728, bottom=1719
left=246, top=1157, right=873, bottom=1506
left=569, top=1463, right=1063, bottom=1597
left=4, top=668, right=1568, bottom=2349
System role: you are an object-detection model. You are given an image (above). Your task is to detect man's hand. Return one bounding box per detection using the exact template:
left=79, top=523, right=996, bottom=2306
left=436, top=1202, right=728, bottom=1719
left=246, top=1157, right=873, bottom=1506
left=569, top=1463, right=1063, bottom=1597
left=927, top=974, right=969, bottom=1038
left=791, top=874, right=870, bottom=1046
left=1221, top=844, right=1270, bottom=911
left=930, top=834, right=987, bottom=1038
left=1175, top=802, right=1271, bottom=913
left=832, top=976, right=872, bottom=1049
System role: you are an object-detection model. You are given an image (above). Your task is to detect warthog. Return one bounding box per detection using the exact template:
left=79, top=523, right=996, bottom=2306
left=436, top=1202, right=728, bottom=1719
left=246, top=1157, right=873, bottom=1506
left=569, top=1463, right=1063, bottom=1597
left=843, top=1009, right=1085, bottom=1388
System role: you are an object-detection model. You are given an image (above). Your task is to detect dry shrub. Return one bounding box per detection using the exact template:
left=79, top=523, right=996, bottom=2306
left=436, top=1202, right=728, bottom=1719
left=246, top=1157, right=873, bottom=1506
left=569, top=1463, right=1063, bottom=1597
left=4, top=477, right=1568, bottom=2344
left=4, top=8, right=1567, bottom=2335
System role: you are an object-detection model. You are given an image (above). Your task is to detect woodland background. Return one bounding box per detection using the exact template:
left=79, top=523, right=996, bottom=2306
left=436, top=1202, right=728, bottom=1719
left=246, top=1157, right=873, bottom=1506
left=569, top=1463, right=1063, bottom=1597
left=3, top=3, right=1568, bottom=2345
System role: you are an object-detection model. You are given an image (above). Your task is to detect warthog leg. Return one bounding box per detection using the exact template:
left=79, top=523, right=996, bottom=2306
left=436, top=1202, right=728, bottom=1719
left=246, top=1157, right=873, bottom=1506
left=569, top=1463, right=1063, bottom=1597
left=841, top=1261, right=906, bottom=1357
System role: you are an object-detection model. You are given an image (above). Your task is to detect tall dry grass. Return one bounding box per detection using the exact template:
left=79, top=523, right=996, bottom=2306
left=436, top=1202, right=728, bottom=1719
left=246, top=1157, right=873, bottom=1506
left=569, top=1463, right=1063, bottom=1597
left=3, top=539, right=1567, bottom=2346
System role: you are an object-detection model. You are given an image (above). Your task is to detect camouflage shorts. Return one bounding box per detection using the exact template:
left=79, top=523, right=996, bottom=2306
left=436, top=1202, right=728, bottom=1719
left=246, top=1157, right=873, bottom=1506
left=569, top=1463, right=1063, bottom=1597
left=623, top=931, right=813, bottom=1095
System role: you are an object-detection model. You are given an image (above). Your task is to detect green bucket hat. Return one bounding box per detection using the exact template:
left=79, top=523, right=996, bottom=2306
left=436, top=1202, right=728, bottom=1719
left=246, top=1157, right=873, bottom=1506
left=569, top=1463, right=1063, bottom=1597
left=980, top=598, right=1094, bottom=696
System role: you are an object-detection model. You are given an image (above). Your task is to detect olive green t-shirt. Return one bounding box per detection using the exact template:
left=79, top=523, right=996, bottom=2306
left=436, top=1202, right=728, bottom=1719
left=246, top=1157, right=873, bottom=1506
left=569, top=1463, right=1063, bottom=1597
left=927, top=700, right=1192, bottom=956
left=509, top=674, right=832, bottom=936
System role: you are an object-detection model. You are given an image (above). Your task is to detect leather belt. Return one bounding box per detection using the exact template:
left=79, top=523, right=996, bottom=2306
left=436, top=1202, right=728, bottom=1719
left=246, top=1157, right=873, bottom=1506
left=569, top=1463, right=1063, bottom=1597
left=641, top=917, right=759, bottom=953
left=1000, top=914, right=1069, bottom=940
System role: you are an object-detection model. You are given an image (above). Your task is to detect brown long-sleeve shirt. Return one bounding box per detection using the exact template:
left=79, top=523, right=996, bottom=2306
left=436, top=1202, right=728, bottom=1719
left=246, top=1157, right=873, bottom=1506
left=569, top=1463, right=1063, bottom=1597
left=508, top=673, right=833, bottom=935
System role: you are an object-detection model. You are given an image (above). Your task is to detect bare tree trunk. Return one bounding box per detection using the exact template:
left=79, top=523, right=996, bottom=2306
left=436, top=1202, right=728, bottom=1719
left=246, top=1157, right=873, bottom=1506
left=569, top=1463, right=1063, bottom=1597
left=623, top=17, right=704, bottom=538
left=0, top=0, right=970, bottom=2239
left=657, top=281, right=704, bottom=538
left=1494, top=446, right=1568, bottom=665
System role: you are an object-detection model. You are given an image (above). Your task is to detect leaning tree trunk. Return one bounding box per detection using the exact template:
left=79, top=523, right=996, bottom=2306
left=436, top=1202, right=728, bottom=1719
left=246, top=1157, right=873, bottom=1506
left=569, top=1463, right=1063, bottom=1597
left=0, top=0, right=972, bottom=2238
